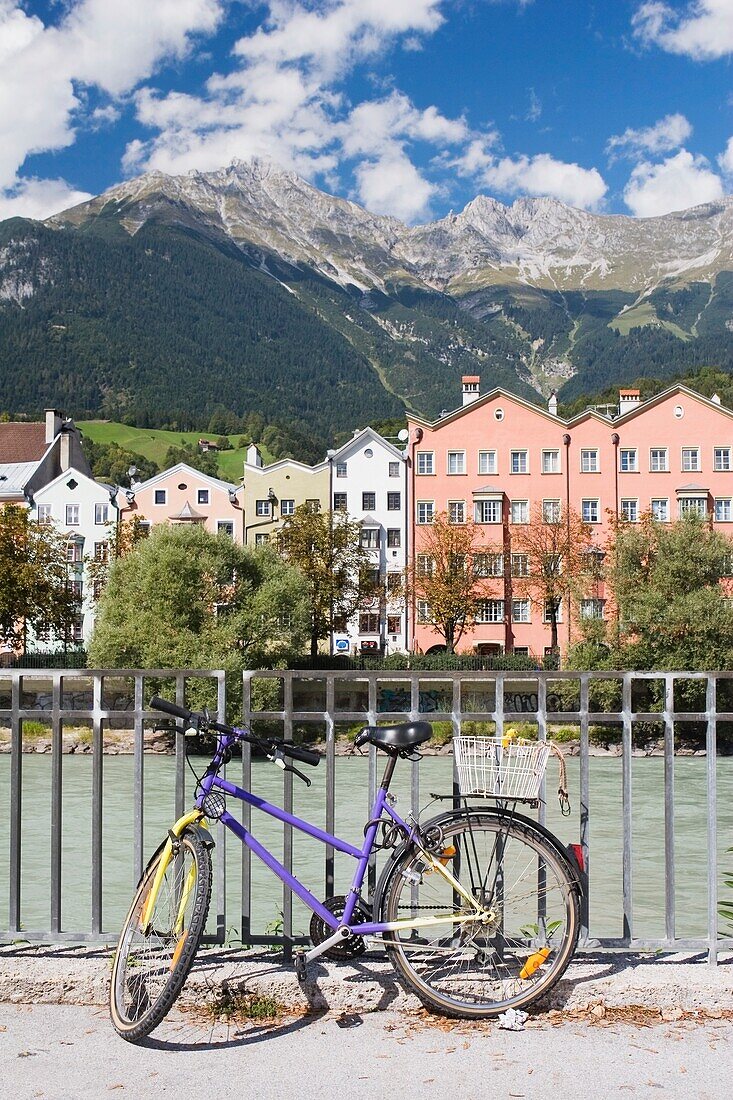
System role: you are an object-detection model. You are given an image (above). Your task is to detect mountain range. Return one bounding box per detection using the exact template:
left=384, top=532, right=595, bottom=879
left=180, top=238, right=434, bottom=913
left=2, top=158, right=733, bottom=442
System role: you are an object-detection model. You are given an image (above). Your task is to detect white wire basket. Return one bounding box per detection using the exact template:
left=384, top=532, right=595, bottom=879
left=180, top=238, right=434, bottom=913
left=453, top=735, right=551, bottom=799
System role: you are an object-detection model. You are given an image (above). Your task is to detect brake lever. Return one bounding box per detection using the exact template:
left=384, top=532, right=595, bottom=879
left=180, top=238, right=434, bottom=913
left=268, top=749, right=311, bottom=787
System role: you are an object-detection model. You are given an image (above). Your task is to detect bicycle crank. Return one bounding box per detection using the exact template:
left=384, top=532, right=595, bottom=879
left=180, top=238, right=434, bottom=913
left=309, top=895, right=371, bottom=959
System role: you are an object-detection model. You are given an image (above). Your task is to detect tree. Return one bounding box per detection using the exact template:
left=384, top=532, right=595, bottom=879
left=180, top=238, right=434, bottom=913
left=89, top=525, right=309, bottom=681
left=164, top=443, right=219, bottom=477
left=509, top=503, right=594, bottom=653
left=0, top=505, right=79, bottom=648
left=277, top=505, right=375, bottom=657
left=408, top=512, right=500, bottom=653
left=81, top=439, right=158, bottom=487
left=604, top=512, right=733, bottom=670
left=86, top=514, right=151, bottom=603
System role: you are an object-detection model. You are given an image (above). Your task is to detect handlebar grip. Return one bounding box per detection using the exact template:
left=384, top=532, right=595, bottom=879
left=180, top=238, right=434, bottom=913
left=281, top=743, right=321, bottom=766
left=150, top=696, right=193, bottom=722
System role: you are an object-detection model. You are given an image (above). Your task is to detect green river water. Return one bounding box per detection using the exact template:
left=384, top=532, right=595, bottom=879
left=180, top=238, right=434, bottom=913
left=0, top=754, right=731, bottom=944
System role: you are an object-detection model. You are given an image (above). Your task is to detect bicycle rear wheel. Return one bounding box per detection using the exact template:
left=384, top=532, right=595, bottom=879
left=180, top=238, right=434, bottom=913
left=381, top=812, right=579, bottom=1019
left=110, top=827, right=212, bottom=1042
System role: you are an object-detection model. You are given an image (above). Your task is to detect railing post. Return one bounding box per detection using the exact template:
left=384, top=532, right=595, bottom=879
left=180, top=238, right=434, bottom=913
left=663, top=674, right=676, bottom=946
left=706, top=674, right=718, bottom=966
left=621, top=673, right=633, bottom=944
left=579, top=674, right=590, bottom=942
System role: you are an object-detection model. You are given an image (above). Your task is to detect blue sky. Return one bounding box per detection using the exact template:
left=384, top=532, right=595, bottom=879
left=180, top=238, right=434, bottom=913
left=2, top=1, right=733, bottom=223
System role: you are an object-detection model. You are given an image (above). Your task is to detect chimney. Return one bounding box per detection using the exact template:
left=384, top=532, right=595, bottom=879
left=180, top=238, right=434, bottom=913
left=462, top=375, right=480, bottom=406
left=548, top=390, right=558, bottom=416
left=618, top=388, right=641, bottom=417
left=246, top=443, right=263, bottom=467
left=712, top=392, right=721, bottom=405
left=45, top=408, right=62, bottom=444
left=59, top=425, right=71, bottom=471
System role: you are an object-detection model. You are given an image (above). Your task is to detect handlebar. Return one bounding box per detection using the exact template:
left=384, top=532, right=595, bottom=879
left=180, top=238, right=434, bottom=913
left=149, top=696, right=320, bottom=768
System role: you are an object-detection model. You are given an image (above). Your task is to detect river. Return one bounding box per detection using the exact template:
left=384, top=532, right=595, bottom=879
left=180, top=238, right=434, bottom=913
left=0, top=754, right=731, bottom=944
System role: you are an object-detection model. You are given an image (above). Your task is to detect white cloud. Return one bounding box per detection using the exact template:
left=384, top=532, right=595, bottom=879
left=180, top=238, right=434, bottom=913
left=606, top=113, right=692, bottom=161
left=454, top=141, right=607, bottom=210
left=632, top=1, right=733, bottom=61
left=623, top=149, right=724, bottom=216
left=354, top=151, right=436, bottom=221
left=0, top=0, right=223, bottom=214
left=0, top=176, right=93, bottom=220
left=719, top=136, right=733, bottom=176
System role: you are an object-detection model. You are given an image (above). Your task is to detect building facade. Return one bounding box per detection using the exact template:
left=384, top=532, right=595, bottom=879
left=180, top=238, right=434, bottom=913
left=408, top=379, right=733, bottom=657
left=241, top=445, right=328, bottom=546
left=120, top=463, right=244, bottom=543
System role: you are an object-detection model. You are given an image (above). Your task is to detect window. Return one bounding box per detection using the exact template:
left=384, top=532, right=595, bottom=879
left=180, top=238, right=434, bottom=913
left=476, top=599, right=504, bottom=623
left=542, top=450, right=560, bottom=474
left=417, top=600, right=432, bottom=623
left=580, top=449, right=599, bottom=473
left=197, top=489, right=209, bottom=505
left=679, top=496, right=707, bottom=518
left=448, top=500, right=465, bottom=524
left=254, top=532, right=269, bottom=545
left=65, top=504, right=79, bottom=525
left=511, top=553, right=530, bottom=577
left=475, top=499, right=502, bottom=523
left=512, top=599, right=531, bottom=623
left=387, top=528, right=401, bottom=547
left=37, top=504, right=52, bottom=525
left=478, top=450, right=497, bottom=475
left=280, top=499, right=295, bottom=516
left=651, top=498, right=669, bottom=522
left=543, top=599, right=563, bottom=623
left=416, top=452, right=434, bottom=475
left=388, top=461, right=400, bottom=478
left=65, top=542, right=80, bottom=563
left=682, top=447, right=700, bottom=472
left=93, top=541, right=109, bottom=562
left=255, top=499, right=271, bottom=517
left=581, top=499, right=599, bottom=523
left=417, top=501, right=435, bottom=524
left=650, top=447, right=668, bottom=472
left=386, top=572, right=401, bottom=593
left=542, top=499, right=561, bottom=523
left=715, top=498, right=732, bottom=522
left=70, top=579, right=83, bottom=600
left=513, top=646, right=529, bottom=657
left=94, top=503, right=109, bottom=525
left=621, top=498, right=639, bottom=523
left=714, top=447, right=731, bottom=471
left=359, top=613, right=380, bottom=634
left=154, top=489, right=167, bottom=505
left=335, top=462, right=347, bottom=478
left=447, top=451, right=465, bottom=475
left=71, top=616, right=84, bottom=643
left=510, top=500, right=529, bottom=524
left=722, top=553, right=733, bottom=577
left=305, top=499, right=320, bottom=513
left=217, top=520, right=235, bottom=538
left=620, top=449, right=637, bottom=472
left=332, top=613, right=347, bottom=632
left=360, top=527, right=380, bottom=548
left=510, top=450, right=528, bottom=474
left=333, top=492, right=347, bottom=511
left=362, top=491, right=376, bottom=511
left=387, top=615, right=401, bottom=635
left=581, top=599, right=605, bottom=619
left=387, top=491, right=401, bottom=510
left=417, top=554, right=434, bottom=577
left=474, top=553, right=503, bottom=577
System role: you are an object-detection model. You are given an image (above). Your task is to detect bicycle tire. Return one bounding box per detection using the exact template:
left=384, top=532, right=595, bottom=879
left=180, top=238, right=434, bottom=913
left=380, top=812, right=579, bottom=1019
left=110, top=827, right=212, bottom=1042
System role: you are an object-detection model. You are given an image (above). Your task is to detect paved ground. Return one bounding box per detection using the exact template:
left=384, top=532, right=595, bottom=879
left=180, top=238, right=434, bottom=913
left=1, top=1003, right=730, bottom=1100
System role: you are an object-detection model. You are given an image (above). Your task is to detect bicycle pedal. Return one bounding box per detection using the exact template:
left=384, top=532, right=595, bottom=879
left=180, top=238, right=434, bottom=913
left=294, top=951, right=307, bottom=983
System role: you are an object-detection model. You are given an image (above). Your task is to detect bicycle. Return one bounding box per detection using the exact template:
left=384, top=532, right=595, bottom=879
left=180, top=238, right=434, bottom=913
left=110, top=697, right=583, bottom=1042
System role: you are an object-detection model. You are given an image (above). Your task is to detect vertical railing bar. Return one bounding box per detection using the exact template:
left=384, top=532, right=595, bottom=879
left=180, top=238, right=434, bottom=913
left=215, top=671, right=226, bottom=945
left=8, top=673, right=22, bottom=933
left=133, top=673, right=144, bottom=883
left=537, top=676, right=547, bottom=829
left=50, top=673, right=62, bottom=934
left=91, top=672, right=103, bottom=935
left=174, top=673, right=186, bottom=819
left=282, top=672, right=294, bottom=961
left=706, top=674, right=718, bottom=966
left=325, top=675, right=336, bottom=898
left=621, top=672, right=633, bottom=944
left=367, top=676, right=378, bottom=901
left=579, top=675, right=590, bottom=941
left=241, top=672, right=253, bottom=944
left=494, top=673, right=505, bottom=741
left=663, top=674, right=675, bottom=944
left=410, top=674, right=420, bottom=823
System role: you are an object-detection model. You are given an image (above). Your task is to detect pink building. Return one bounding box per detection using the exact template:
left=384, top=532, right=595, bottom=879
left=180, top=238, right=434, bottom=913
left=119, top=463, right=243, bottom=542
left=408, top=379, right=733, bottom=657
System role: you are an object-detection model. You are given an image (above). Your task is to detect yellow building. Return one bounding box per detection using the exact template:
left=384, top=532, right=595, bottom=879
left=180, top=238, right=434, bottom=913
left=241, top=444, right=329, bottom=544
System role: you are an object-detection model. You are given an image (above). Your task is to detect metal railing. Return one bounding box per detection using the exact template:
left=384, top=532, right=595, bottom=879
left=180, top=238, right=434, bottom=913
left=1, top=668, right=731, bottom=963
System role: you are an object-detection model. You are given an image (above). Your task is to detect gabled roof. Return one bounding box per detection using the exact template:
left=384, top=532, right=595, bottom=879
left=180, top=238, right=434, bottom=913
left=31, top=466, right=116, bottom=499
left=611, top=383, right=733, bottom=425
left=329, top=426, right=405, bottom=462
left=0, top=462, right=37, bottom=497
left=408, top=388, right=564, bottom=431
left=131, top=462, right=238, bottom=494
left=0, top=423, right=48, bottom=463
left=244, top=456, right=327, bottom=476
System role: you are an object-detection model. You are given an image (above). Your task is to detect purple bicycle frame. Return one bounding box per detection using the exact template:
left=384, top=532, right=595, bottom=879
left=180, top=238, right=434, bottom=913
left=195, top=730, right=417, bottom=936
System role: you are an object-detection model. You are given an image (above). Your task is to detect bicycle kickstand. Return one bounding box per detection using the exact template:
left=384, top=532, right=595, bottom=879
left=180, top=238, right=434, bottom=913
left=294, top=951, right=308, bottom=983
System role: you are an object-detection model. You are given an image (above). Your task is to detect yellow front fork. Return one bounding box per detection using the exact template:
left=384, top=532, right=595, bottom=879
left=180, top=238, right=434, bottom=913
left=139, top=810, right=209, bottom=932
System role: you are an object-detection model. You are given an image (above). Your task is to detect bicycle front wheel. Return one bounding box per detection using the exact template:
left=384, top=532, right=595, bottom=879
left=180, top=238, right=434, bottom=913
left=381, top=812, right=579, bottom=1019
left=110, top=827, right=212, bottom=1042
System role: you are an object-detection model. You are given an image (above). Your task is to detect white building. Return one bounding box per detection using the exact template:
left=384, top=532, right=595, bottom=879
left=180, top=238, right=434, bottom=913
left=27, top=468, right=120, bottom=651
left=328, top=428, right=407, bottom=655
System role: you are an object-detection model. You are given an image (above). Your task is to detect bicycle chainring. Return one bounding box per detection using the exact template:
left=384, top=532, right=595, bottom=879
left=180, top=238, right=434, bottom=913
left=309, top=895, right=370, bottom=959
